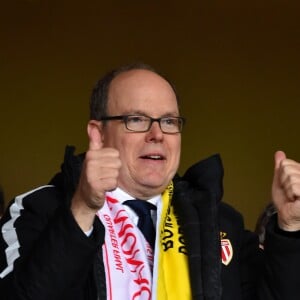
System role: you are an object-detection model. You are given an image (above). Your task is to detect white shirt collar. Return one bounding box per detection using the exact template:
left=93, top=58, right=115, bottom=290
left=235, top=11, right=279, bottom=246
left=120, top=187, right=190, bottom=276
left=107, top=187, right=161, bottom=207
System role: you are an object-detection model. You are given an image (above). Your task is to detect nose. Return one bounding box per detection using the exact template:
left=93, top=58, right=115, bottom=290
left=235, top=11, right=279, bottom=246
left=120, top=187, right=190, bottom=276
left=145, top=120, right=164, bottom=142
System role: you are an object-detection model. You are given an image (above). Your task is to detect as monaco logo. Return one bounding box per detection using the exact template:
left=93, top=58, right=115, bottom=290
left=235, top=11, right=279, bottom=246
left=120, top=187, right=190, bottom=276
left=220, top=233, right=233, bottom=266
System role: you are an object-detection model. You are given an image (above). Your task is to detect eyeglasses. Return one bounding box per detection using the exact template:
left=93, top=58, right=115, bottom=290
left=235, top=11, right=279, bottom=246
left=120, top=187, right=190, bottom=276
left=100, top=115, right=185, bottom=133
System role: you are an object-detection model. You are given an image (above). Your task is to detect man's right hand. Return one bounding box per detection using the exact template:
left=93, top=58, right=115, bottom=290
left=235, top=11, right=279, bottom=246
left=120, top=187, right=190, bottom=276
left=71, top=121, right=121, bottom=231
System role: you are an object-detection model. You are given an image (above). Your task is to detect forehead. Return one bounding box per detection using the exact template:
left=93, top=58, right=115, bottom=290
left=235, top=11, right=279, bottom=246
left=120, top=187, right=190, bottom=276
left=107, top=69, right=179, bottom=115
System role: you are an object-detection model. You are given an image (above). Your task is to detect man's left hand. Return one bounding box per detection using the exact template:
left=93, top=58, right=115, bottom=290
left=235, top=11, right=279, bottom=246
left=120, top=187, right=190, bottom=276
left=272, top=150, right=300, bottom=231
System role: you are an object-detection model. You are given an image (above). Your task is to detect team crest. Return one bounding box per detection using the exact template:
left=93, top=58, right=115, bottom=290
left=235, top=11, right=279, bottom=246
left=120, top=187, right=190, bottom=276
left=220, top=232, right=233, bottom=266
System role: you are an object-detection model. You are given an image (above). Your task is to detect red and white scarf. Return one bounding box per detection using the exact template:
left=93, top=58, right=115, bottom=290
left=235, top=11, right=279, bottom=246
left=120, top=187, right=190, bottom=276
left=97, top=184, right=191, bottom=300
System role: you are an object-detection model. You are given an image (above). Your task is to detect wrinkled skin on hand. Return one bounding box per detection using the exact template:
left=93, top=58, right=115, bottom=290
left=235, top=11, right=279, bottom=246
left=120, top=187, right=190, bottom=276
left=272, top=150, right=300, bottom=231
left=71, top=123, right=121, bottom=231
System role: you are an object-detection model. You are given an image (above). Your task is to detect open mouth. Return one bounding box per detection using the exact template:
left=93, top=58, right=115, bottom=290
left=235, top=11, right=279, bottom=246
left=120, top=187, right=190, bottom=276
left=140, top=155, right=165, bottom=160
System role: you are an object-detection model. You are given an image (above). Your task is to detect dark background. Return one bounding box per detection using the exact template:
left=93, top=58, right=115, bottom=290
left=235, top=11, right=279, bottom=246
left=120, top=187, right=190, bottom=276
left=1, top=0, right=300, bottom=229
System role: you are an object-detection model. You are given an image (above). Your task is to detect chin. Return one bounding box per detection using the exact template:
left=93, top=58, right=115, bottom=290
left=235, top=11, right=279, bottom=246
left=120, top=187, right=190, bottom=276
left=140, top=179, right=169, bottom=192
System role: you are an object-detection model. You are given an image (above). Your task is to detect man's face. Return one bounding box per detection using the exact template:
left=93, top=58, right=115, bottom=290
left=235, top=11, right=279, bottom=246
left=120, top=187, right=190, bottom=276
left=100, top=69, right=181, bottom=198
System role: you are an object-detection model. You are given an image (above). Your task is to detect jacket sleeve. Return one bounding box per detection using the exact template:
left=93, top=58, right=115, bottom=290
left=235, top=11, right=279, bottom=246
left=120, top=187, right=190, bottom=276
left=257, top=215, right=300, bottom=300
left=0, top=186, right=105, bottom=300
left=235, top=212, right=300, bottom=300
left=239, top=229, right=263, bottom=300
left=219, top=203, right=262, bottom=300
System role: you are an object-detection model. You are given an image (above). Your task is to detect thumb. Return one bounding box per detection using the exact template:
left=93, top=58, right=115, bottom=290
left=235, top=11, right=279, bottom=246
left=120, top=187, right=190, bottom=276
left=274, top=150, right=286, bottom=171
left=88, top=123, right=103, bottom=151
left=273, top=150, right=286, bottom=187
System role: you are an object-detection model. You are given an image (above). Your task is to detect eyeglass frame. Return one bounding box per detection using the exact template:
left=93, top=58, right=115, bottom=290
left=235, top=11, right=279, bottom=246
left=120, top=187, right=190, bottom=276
left=99, top=114, right=186, bottom=134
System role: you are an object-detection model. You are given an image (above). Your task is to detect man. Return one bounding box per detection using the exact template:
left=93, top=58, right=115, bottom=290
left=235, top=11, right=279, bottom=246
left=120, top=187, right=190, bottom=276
left=1, top=63, right=300, bottom=300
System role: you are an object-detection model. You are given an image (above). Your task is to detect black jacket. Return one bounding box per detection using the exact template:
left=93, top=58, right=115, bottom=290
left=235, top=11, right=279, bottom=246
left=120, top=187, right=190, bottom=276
left=1, top=146, right=300, bottom=300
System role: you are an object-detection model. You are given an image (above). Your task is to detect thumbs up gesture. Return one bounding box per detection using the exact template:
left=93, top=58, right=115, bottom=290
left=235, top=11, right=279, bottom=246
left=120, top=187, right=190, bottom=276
left=272, top=151, right=300, bottom=231
left=71, top=121, right=122, bottom=231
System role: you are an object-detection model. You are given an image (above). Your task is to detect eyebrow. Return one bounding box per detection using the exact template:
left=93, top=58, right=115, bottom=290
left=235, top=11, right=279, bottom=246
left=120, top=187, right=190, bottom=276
left=121, top=110, right=180, bottom=117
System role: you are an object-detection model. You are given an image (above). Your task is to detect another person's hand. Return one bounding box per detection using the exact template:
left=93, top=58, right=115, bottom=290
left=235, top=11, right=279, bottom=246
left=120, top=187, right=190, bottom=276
left=71, top=123, right=121, bottom=231
left=272, top=150, right=300, bottom=231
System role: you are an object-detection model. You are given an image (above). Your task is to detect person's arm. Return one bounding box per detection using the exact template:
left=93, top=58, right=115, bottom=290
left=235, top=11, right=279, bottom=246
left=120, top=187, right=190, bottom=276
left=70, top=121, right=121, bottom=232
left=238, top=229, right=262, bottom=300
left=0, top=187, right=104, bottom=300
left=256, top=151, right=300, bottom=299
left=256, top=215, right=300, bottom=300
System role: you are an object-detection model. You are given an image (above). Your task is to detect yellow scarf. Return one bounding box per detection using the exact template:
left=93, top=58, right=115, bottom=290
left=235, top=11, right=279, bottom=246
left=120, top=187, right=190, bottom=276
left=156, top=182, right=192, bottom=299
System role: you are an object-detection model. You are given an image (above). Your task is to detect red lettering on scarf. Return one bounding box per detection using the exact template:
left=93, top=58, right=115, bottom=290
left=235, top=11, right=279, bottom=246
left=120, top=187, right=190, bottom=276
left=113, top=249, right=124, bottom=272
left=133, top=266, right=151, bottom=300
left=103, top=214, right=124, bottom=272
left=114, top=211, right=135, bottom=237
left=111, top=201, right=152, bottom=296
left=132, top=286, right=151, bottom=300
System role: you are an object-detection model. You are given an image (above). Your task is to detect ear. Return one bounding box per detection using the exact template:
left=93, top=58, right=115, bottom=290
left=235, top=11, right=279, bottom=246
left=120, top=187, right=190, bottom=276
left=87, top=120, right=104, bottom=144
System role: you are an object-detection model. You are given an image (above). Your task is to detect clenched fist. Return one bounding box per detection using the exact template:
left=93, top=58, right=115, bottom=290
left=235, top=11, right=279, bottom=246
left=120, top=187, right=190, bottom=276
left=71, top=122, right=122, bottom=231
left=272, top=151, right=300, bottom=231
